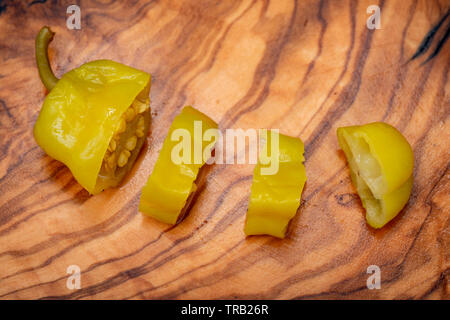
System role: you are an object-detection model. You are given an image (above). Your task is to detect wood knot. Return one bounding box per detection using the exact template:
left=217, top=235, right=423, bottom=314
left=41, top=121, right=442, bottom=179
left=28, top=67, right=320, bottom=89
left=336, top=193, right=359, bottom=206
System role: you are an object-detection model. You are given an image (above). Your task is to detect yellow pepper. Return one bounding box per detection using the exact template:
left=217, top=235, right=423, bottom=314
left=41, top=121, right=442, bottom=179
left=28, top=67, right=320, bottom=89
left=33, top=27, right=151, bottom=194
left=139, top=106, right=218, bottom=224
left=337, top=122, right=414, bottom=228
left=244, top=131, right=307, bottom=238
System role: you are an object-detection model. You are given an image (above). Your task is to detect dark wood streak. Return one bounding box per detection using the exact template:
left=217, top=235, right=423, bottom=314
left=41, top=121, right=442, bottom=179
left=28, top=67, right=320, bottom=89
left=140, top=183, right=350, bottom=298
left=0, top=194, right=140, bottom=282
left=263, top=0, right=329, bottom=130
left=410, top=10, right=449, bottom=61
left=298, top=0, right=357, bottom=137
left=337, top=165, right=450, bottom=300
left=219, top=0, right=299, bottom=128
left=385, top=166, right=450, bottom=299
left=3, top=173, right=249, bottom=298
left=142, top=0, right=248, bottom=127
left=0, top=146, right=40, bottom=184
left=36, top=177, right=250, bottom=299
left=125, top=239, right=246, bottom=300
left=0, top=99, right=14, bottom=123
left=158, top=0, right=256, bottom=122
left=300, top=0, right=327, bottom=87
left=419, top=269, right=449, bottom=299
left=398, top=61, right=435, bottom=130
left=381, top=0, right=418, bottom=121
left=0, top=163, right=67, bottom=227
left=128, top=198, right=251, bottom=300
left=304, top=0, right=385, bottom=158
left=0, top=193, right=76, bottom=238
left=0, top=164, right=239, bottom=296
left=411, top=63, right=449, bottom=175
left=174, top=1, right=257, bottom=103
left=0, top=0, right=6, bottom=15
left=28, top=0, right=47, bottom=7
left=39, top=182, right=250, bottom=299
left=263, top=224, right=371, bottom=299
left=0, top=223, right=173, bottom=298
left=1, top=167, right=359, bottom=297
left=423, top=21, right=450, bottom=64
left=157, top=216, right=367, bottom=299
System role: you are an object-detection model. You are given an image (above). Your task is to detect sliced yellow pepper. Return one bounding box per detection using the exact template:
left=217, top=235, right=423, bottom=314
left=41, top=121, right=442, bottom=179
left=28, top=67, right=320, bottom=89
left=337, top=122, right=414, bottom=228
left=244, top=131, right=307, bottom=238
left=139, top=106, right=218, bottom=224
left=33, top=27, right=151, bottom=194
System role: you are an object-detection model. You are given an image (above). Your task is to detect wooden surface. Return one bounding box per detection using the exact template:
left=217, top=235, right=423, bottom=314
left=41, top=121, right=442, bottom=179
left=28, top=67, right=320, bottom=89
left=0, top=0, right=449, bottom=300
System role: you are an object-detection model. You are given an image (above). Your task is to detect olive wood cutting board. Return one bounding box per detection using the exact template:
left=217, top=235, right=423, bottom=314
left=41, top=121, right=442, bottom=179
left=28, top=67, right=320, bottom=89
left=0, top=0, right=449, bottom=299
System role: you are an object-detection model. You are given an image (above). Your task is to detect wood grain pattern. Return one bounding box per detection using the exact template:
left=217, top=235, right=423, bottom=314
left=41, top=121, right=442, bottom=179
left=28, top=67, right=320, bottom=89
left=0, top=0, right=449, bottom=299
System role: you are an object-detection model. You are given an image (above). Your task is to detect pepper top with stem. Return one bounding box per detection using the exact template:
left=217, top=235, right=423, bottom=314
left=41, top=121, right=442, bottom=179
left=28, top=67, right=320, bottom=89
left=33, top=26, right=152, bottom=194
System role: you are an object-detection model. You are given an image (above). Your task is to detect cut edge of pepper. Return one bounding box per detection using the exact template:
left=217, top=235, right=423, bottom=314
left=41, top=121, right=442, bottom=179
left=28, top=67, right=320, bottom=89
left=93, top=95, right=151, bottom=194
left=244, top=132, right=307, bottom=238
left=337, top=126, right=415, bottom=229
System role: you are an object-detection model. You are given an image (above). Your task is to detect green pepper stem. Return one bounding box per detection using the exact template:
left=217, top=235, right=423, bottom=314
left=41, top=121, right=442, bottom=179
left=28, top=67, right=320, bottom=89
left=35, top=26, right=59, bottom=91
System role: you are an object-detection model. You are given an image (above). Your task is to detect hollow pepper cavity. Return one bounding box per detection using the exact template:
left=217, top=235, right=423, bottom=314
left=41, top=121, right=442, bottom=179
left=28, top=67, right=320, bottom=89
left=244, top=131, right=307, bottom=238
left=33, top=26, right=151, bottom=194
left=139, top=106, right=218, bottom=224
left=337, top=122, right=414, bottom=228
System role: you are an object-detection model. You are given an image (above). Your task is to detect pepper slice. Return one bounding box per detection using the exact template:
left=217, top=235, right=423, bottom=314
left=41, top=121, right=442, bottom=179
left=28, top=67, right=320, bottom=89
left=33, top=27, right=151, bottom=194
left=139, top=106, right=218, bottom=224
left=244, top=131, right=307, bottom=238
left=337, top=122, right=414, bottom=228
